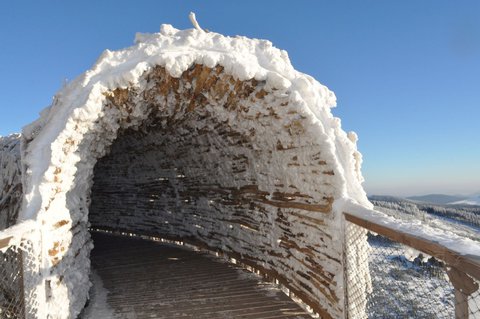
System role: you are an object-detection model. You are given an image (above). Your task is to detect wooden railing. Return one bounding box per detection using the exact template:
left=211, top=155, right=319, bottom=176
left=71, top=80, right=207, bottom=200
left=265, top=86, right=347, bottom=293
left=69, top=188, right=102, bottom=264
left=344, top=210, right=480, bottom=319
left=2, top=212, right=480, bottom=318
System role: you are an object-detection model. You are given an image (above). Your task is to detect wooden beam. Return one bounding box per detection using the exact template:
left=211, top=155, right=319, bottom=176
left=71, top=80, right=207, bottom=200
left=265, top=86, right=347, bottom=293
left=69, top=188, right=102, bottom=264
left=0, top=235, right=13, bottom=250
left=344, top=212, right=480, bottom=282
left=454, top=290, right=469, bottom=319
left=448, top=267, right=479, bottom=295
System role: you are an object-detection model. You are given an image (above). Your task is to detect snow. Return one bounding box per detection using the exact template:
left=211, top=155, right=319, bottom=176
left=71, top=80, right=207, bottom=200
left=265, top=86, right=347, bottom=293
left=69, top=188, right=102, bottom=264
left=188, top=12, right=204, bottom=32
left=366, top=237, right=455, bottom=319
left=20, top=22, right=369, bottom=223
left=345, top=200, right=480, bottom=257
left=0, top=134, right=22, bottom=230
left=0, top=219, right=37, bottom=253
left=80, top=271, right=115, bottom=319
left=450, top=196, right=480, bottom=206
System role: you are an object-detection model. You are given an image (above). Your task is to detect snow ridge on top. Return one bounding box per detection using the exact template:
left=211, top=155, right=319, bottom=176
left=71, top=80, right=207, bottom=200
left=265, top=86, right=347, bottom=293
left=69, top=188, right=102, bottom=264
left=21, top=23, right=369, bottom=223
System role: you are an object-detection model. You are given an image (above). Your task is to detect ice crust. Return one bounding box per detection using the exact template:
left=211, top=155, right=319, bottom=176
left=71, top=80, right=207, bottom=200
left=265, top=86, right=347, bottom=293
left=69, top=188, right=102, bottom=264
left=0, top=134, right=22, bottom=230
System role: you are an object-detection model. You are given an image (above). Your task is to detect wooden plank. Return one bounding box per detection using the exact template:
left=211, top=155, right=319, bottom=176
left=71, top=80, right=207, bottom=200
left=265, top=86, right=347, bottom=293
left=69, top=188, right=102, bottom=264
left=454, top=290, right=468, bottom=319
left=448, top=267, right=479, bottom=295
left=0, top=235, right=13, bottom=250
left=91, top=226, right=338, bottom=319
left=344, top=212, right=480, bottom=282
left=448, top=267, right=479, bottom=319
left=89, top=232, right=313, bottom=319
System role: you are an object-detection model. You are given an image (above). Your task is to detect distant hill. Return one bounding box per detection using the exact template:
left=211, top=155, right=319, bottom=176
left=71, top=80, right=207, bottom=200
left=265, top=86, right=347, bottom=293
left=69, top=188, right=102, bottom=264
left=369, top=195, right=410, bottom=203
left=406, top=194, right=467, bottom=205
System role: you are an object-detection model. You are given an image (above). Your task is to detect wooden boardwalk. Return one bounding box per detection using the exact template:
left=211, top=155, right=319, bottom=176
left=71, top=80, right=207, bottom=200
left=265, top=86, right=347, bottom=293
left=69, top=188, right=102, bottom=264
left=87, top=232, right=313, bottom=319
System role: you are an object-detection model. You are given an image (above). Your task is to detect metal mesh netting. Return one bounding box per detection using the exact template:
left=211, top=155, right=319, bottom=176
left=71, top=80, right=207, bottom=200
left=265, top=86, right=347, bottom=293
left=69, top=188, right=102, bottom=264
left=0, top=237, right=40, bottom=319
left=345, top=222, right=371, bottom=319
left=0, top=244, right=25, bottom=318
left=468, top=286, right=480, bottom=318
left=345, top=221, right=480, bottom=319
left=21, top=238, right=41, bottom=319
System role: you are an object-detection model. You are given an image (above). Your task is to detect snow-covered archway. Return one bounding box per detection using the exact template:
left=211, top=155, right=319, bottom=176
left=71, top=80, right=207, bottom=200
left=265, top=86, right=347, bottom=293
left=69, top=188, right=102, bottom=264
left=4, top=24, right=372, bottom=318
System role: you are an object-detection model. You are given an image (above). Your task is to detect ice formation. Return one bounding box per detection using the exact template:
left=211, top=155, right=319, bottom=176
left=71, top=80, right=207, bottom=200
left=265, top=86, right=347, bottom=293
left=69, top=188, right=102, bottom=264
left=0, top=22, right=379, bottom=318
left=0, top=134, right=22, bottom=230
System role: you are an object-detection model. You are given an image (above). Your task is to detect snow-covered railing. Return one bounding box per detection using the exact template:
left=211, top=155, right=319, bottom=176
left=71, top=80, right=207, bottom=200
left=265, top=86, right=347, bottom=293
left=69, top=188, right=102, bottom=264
left=344, top=207, right=480, bottom=319
left=0, top=220, right=41, bottom=319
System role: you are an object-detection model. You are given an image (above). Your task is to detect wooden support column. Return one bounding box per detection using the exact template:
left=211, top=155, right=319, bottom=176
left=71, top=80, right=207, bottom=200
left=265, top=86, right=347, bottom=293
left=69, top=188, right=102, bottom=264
left=447, top=266, right=479, bottom=319
left=19, top=250, right=26, bottom=319
left=454, top=290, right=468, bottom=319
left=0, top=235, right=12, bottom=250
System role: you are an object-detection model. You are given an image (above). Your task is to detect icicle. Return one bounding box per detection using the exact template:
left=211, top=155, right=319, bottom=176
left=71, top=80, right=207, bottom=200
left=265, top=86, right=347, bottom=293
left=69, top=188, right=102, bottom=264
left=189, top=12, right=204, bottom=32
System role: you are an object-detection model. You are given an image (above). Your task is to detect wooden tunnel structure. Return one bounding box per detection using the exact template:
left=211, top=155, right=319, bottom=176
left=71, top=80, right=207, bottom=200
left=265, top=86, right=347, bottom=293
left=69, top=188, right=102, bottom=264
left=0, top=24, right=375, bottom=318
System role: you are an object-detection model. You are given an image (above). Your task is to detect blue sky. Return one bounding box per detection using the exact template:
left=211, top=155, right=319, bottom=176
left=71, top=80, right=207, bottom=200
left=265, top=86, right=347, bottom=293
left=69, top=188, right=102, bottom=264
left=0, top=1, right=479, bottom=196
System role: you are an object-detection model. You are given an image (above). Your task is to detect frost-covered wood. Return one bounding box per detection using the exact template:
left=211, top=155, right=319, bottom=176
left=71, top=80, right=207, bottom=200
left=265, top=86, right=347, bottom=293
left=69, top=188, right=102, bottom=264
left=90, top=65, right=342, bottom=318
left=0, top=134, right=23, bottom=230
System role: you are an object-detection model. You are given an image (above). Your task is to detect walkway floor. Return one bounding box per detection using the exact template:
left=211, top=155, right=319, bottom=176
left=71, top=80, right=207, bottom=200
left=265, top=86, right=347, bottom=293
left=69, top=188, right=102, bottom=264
left=86, top=232, right=312, bottom=319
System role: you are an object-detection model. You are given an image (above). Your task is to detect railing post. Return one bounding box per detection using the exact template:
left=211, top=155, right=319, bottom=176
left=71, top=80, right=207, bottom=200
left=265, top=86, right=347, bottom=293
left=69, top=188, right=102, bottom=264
left=447, top=266, right=479, bottom=319
left=454, top=289, right=468, bottom=319
left=19, top=250, right=26, bottom=319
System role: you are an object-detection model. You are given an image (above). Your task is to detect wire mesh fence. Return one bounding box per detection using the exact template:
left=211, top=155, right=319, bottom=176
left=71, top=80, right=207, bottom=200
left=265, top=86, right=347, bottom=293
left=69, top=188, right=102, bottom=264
left=469, top=287, right=480, bottom=319
left=0, top=224, right=41, bottom=319
left=345, top=221, right=480, bottom=319
left=0, top=244, right=25, bottom=318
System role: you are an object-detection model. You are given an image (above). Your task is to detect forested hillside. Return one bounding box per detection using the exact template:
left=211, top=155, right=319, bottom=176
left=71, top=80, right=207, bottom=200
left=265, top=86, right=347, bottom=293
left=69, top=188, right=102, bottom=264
left=369, top=195, right=480, bottom=242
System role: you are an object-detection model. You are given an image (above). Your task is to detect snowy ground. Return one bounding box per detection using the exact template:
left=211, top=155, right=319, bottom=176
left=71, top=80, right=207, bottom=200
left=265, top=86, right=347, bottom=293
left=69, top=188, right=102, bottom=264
left=364, top=233, right=480, bottom=318
left=345, top=196, right=480, bottom=318
left=366, top=235, right=455, bottom=319
left=370, top=197, right=480, bottom=243
left=79, top=271, right=115, bottom=319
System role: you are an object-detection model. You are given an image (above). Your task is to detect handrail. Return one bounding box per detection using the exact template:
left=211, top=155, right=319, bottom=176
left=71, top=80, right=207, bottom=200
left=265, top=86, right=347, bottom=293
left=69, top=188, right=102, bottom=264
left=344, top=212, right=480, bottom=281
left=0, top=220, right=38, bottom=251
left=344, top=207, right=480, bottom=319
left=0, top=235, right=13, bottom=250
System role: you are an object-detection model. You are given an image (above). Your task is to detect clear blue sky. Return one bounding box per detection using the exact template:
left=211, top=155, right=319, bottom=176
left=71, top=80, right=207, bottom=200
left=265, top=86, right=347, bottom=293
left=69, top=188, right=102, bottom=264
left=1, top=1, right=479, bottom=197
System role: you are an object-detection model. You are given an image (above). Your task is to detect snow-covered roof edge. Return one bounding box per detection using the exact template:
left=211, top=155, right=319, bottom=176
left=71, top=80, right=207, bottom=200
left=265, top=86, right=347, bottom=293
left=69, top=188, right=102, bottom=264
left=19, top=24, right=372, bottom=221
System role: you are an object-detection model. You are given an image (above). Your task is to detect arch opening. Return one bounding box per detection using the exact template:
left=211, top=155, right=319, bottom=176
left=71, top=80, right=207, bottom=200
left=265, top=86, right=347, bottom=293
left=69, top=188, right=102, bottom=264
left=82, top=64, right=343, bottom=318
